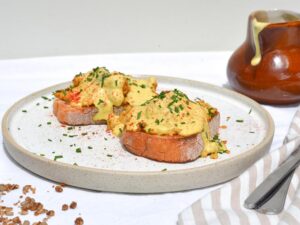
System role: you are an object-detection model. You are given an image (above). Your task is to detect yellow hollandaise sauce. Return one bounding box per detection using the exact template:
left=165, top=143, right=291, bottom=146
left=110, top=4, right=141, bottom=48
left=108, top=89, right=228, bottom=158
left=54, top=67, right=157, bottom=122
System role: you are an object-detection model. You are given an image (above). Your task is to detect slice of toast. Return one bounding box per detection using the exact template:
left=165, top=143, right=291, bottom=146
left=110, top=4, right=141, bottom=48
left=53, top=99, right=104, bottom=125
left=120, top=113, right=220, bottom=163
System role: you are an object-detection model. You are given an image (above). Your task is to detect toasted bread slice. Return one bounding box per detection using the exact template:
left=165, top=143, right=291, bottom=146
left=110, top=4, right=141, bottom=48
left=53, top=99, right=104, bottom=125
left=120, top=112, right=220, bottom=163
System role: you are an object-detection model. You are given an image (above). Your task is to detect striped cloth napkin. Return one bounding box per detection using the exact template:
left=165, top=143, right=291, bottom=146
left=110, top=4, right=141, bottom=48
left=178, top=106, right=300, bottom=225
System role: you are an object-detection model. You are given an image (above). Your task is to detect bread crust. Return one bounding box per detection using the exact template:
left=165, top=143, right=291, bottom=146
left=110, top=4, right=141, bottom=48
left=121, top=113, right=220, bottom=163
left=53, top=99, right=105, bottom=125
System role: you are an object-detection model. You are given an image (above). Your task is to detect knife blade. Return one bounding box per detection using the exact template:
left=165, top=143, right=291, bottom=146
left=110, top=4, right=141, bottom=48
left=244, top=145, right=300, bottom=209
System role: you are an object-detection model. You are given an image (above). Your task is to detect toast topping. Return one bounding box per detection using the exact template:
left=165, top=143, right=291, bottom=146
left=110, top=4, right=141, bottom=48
left=125, top=77, right=157, bottom=106
left=54, top=67, right=157, bottom=122
left=109, top=90, right=209, bottom=137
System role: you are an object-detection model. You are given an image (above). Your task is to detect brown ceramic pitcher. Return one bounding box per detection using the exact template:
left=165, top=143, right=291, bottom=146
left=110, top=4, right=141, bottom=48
left=227, top=10, right=300, bottom=105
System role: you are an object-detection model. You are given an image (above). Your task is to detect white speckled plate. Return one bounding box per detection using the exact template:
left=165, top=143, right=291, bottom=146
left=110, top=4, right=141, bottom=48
left=2, top=76, right=274, bottom=193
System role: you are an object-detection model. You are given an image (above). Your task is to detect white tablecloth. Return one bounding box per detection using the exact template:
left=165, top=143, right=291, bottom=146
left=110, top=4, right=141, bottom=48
left=0, top=52, right=298, bottom=225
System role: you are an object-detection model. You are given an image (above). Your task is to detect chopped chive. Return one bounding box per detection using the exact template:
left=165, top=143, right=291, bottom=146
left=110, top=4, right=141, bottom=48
left=88, top=146, right=93, bottom=149
left=248, top=108, right=252, bottom=114
left=73, top=163, right=78, bottom=166
left=40, top=154, right=45, bottom=156
left=161, top=168, right=167, bottom=172
left=140, top=84, right=146, bottom=88
left=48, top=139, right=52, bottom=142
left=249, top=131, right=255, bottom=133
left=38, top=124, right=42, bottom=127
left=107, top=154, right=113, bottom=157
left=180, top=122, right=186, bottom=124
left=63, top=133, right=67, bottom=136
left=137, top=111, right=142, bottom=120
left=101, top=74, right=110, bottom=87
left=155, top=119, right=160, bottom=125
left=75, top=148, right=81, bottom=153
left=104, top=137, right=108, bottom=141
left=174, top=106, right=179, bottom=113
left=97, top=99, right=104, bottom=105
left=54, top=155, right=63, bottom=161
left=236, top=119, right=244, bottom=123
left=179, top=104, right=184, bottom=110
left=119, top=128, right=123, bottom=134
left=36, top=103, right=40, bottom=106
left=218, top=149, right=227, bottom=154
left=115, top=80, right=118, bottom=86
left=22, top=110, right=27, bottom=113
left=212, top=134, right=220, bottom=142
left=43, top=106, right=49, bottom=109
left=68, top=135, right=78, bottom=138
left=47, top=122, right=51, bottom=125
left=67, top=127, right=74, bottom=130
left=41, top=96, right=49, bottom=100
left=81, top=132, right=88, bottom=136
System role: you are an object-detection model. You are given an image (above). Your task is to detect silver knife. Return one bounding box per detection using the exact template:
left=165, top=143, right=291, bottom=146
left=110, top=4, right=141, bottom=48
left=255, top=169, right=294, bottom=214
left=244, top=145, right=300, bottom=209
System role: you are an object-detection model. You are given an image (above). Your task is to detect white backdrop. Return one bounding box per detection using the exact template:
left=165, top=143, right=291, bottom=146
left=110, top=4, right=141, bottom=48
left=0, top=0, right=298, bottom=59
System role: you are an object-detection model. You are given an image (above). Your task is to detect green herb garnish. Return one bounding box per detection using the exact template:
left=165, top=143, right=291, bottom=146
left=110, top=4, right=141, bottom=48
left=137, top=111, right=142, bottom=120
left=75, top=148, right=81, bottom=153
left=97, top=99, right=104, bottom=105
left=54, top=155, right=63, bottom=161
left=68, top=135, right=78, bottom=138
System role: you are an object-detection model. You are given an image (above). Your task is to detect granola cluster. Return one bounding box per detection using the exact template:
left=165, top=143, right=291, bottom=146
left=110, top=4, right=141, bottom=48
left=0, top=183, right=84, bottom=225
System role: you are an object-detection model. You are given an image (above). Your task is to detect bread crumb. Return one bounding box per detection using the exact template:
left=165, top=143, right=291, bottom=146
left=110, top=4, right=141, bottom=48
left=54, top=185, right=63, bottom=193
left=23, top=185, right=36, bottom=195
left=75, top=217, right=84, bottom=225
left=23, top=220, right=30, bottom=225
left=0, top=184, right=19, bottom=193
left=46, top=210, right=55, bottom=217
left=62, top=204, right=69, bottom=211
left=70, top=201, right=77, bottom=209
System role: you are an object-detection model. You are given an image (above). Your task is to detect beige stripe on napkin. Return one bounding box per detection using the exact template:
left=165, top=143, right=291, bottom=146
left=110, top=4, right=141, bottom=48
left=178, top=107, right=300, bottom=225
